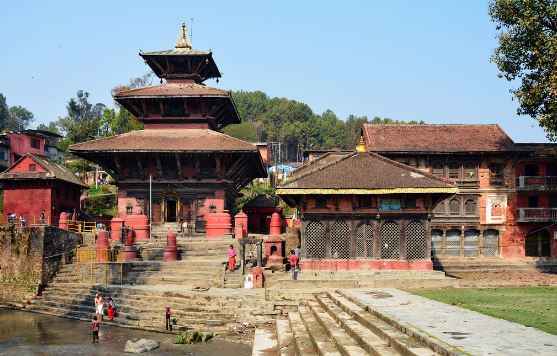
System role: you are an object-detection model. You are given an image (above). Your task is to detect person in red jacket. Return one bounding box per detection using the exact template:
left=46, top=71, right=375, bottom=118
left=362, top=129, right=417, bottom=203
left=289, top=250, right=298, bottom=281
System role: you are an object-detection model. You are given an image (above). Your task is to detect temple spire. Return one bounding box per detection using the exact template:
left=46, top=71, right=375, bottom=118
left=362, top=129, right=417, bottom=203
left=356, top=135, right=366, bottom=153
left=175, top=22, right=192, bottom=49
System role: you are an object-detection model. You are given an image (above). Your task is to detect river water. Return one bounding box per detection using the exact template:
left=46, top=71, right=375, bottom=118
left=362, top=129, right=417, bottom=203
left=0, top=309, right=251, bottom=355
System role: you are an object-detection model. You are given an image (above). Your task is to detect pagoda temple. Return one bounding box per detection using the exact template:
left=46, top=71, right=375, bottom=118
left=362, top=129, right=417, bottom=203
left=70, top=24, right=266, bottom=232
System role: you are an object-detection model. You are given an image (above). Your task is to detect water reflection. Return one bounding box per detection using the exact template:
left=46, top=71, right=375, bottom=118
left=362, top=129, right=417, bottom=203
left=0, top=309, right=250, bottom=355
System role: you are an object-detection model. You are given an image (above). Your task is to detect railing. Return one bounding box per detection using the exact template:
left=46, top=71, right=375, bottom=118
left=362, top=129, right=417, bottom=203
left=517, top=208, right=557, bottom=222
left=517, top=176, right=557, bottom=190
left=5, top=216, right=50, bottom=227
left=67, top=220, right=97, bottom=234
left=75, top=248, right=121, bottom=263
left=74, top=247, right=123, bottom=284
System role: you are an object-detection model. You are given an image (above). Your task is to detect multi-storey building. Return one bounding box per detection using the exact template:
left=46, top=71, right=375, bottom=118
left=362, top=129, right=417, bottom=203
left=360, top=124, right=556, bottom=260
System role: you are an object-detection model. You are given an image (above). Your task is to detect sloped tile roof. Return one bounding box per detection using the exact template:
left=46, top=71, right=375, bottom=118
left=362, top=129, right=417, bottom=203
left=0, top=154, right=87, bottom=188
left=363, top=124, right=517, bottom=153
left=114, top=82, right=229, bottom=98
left=278, top=151, right=457, bottom=193
left=69, top=129, right=260, bottom=153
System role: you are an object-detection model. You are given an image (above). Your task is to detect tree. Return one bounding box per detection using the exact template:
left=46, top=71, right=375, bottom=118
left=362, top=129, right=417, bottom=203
left=36, top=122, right=61, bottom=135
left=0, top=93, right=8, bottom=131
left=6, top=105, right=34, bottom=131
left=489, top=0, right=557, bottom=139
left=56, top=90, right=106, bottom=150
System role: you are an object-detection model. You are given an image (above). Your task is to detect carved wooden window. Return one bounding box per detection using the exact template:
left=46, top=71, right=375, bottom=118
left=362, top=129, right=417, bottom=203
left=380, top=220, right=400, bottom=259
left=432, top=162, right=444, bottom=177
left=463, top=229, right=480, bottom=257
left=330, top=221, right=350, bottom=259
left=315, top=196, right=327, bottom=209
left=448, top=162, right=460, bottom=180
left=482, top=229, right=499, bottom=257
left=463, top=161, right=477, bottom=181
left=30, top=138, right=41, bottom=149
left=431, top=229, right=443, bottom=257
left=406, top=220, right=427, bottom=259
left=464, top=198, right=477, bottom=215
left=448, top=198, right=461, bottom=215
left=356, top=222, right=374, bottom=259
left=305, top=221, right=325, bottom=259
left=433, top=200, right=445, bottom=215
left=489, top=163, right=503, bottom=185
left=445, top=229, right=461, bottom=257
left=547, top=165, right=557, bottom=176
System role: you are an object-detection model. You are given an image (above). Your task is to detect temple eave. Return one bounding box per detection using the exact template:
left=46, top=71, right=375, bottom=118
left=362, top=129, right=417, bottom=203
left=277, top=187, right=459, bottom=195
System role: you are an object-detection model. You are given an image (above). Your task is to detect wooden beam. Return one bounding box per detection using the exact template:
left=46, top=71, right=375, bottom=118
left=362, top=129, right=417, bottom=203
left=114, top=156, right=123, bottom=178
left=141, top=101, right=149, bottom=117
left=128, top=101, right=143, bottom=118
left=151, top=59, right=166, bottom=75
left=175, top=153, right=182, bottom=179
left=137, top=157, right=145, bottom=180
left=155, top=154, right=163, bottom=177
left=159, top=102, right=166, bottom=117
left=182, top=98, right=189, bottom=117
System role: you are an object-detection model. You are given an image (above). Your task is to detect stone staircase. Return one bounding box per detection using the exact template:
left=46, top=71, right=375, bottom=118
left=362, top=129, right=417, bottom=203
left=433, top=257, right=557, bottom=274
left=253, top=290, right=443, bottom=356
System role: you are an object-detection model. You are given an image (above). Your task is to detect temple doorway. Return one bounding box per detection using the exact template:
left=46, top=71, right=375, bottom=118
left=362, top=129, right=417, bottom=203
left=166, top=199, right=177, bottom=222
left=525, top=229, right=551, bottom=257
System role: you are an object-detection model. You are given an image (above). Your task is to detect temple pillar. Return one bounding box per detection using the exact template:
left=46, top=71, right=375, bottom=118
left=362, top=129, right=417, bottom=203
left=58, top=212, right=68, bottom=230
left=269, top=212, right=282, bottom=236
left=205, top=211, right=232, bottom=239
left=163, top=231, right=178, bottom=261
left=234, top=211, right=248, bottom=238
left=124, top=214, right=150, bottom=241
left=96, top=230, right=110, bottom=262
left=110, top=217, right=125, bottom=241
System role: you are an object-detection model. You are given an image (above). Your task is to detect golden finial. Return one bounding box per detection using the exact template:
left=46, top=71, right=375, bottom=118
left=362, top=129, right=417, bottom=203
left=175, top=22, right=192, bottom=49
left=356, top=135, right=366, bottom=153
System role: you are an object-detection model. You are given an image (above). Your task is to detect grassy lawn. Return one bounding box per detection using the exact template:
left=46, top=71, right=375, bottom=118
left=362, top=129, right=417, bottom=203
left=414, top=287, right=557, bottom=335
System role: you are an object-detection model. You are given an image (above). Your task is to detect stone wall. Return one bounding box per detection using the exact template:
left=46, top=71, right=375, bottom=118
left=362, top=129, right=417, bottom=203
left=0, top=226, right=81, bottom=305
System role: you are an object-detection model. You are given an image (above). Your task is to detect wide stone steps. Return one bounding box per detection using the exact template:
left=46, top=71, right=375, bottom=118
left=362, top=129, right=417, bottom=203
left=254, top=291, right=442, bottom=355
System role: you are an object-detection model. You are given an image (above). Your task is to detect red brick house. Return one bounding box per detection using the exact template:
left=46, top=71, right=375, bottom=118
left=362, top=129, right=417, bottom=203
left=277, top=150, right=457, bottom=270
left=0, top=153, right=87, bottom=226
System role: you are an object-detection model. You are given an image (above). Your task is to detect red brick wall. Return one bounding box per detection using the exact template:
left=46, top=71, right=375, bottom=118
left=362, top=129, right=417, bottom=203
left=4, top=185, right=51, bottom=225
left=9, top=156, right=47, bottom=172
left=6, top=133, right=45, bottom=164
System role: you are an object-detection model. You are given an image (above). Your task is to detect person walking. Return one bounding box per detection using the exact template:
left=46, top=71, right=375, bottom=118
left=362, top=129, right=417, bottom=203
left=165, top=306, right=173, bottom=332
left=294, top=245, right=301, bottom=268
left=290, top=250, right=299, bottom=281
left=91, top=315, right=100, bottom=343
left=227, top=244, right=237, bottom=272
left=94, top=294, right=104, bottom=321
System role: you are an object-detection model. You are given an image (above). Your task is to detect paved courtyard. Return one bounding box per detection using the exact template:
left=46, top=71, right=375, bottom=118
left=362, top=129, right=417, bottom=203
left=344, top=288, right=557, bottom=355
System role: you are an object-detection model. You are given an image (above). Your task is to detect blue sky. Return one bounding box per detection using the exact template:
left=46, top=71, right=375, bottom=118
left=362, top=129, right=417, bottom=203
left=0, top=0, right=548, bottom=142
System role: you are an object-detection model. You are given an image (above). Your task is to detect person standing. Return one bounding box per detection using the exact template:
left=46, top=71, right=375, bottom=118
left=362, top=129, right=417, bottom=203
left=91, top=315, right=100, bottom=343
left=165, top=306, right=173, bottom=332
left=290, top=250, right=299, bottom=281
left=94, top=294, right=104, bottom=321
left=294, top=245, right=301, bottom=268
left=227, top=244, right=237, bottom=272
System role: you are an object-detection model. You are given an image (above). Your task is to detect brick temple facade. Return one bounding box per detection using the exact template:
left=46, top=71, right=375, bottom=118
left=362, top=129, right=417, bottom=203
left=69, top=24, right=266, bottom=233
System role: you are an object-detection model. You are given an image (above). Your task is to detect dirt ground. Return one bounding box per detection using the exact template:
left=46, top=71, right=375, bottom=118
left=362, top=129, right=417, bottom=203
left=449, top=270, right=557, bottom=287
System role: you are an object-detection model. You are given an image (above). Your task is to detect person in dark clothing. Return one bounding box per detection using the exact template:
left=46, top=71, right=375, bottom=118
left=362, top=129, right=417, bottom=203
left=92, top=315, right=100, bottom=343
left=165, top=306, right=173, bottom=332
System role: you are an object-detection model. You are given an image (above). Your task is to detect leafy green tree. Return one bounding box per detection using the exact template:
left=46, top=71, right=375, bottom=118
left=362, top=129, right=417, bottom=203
left=0, top=93, right=8, bottom=131
left=100, top=107, right=142, bottom=137
left=56, top=90, right=106, bottom=150
left=222, top=121, right=259, bottom=142
left=36, top=122, right=61, bottom=135
left=489, top=0, right=557, bottom=139
left=6, top=105, right=34, bottom=131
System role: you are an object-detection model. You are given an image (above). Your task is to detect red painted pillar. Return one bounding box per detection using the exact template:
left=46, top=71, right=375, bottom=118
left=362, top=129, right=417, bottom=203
left=205, top=211, right=232, bottom=239
left=59, top=212, right=68, bottom=230
left=234, top=211, right=248, bottom=238
left=265, top=235, right=285, bottom=266
left=269, top=212, right=282, bottom=236
left=124, top=214, right=149, bottom=241
left=110, top=217, right=124, bottom=241
left=163, top=231, right=178, bottom=261
left=96, top=230, right=110, bottom=262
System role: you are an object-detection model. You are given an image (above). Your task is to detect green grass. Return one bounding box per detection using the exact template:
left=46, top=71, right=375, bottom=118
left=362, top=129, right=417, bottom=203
left=414, top=287, right=557, bottom=335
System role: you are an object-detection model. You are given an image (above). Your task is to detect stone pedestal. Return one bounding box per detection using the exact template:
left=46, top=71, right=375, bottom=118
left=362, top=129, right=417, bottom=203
left=110, top=217, right=124, bottom=241
left=253, top=266, right=264, bottom=288
left=163, top=231, right=178, bottom=261
left=234, top=211, right=248, bottom=238
left=96, top=230, right=110, bottom=262
left=234, top=223, right=244, bottom=239
left=265, top=234, right=285, bottom=266
left=121, top=245, right=138, bottom=262
left=269, top=212, right=282, bottom=236
left=124, top=214, right=149, bottom=241
left=205, top=211, right=232, bottom=239
left=59, top=212, right=68, bottom=230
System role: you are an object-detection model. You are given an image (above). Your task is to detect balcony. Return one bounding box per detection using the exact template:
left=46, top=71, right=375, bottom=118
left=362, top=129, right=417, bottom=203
left=517, top=208, right=557, bottom=222
left=517, top=176, right=557, bottom=191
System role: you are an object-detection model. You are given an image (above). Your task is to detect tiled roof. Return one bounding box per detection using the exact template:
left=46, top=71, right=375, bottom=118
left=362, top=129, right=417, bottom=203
left=69, top=129, right=260, bottom=153
left=114, top=83, right=229, bottom=98
left=278, top=151, right=457, bottom=192
left=140, top=48, right=210, bottom=56
left=0, top=154, right=87, bottom=188
left=362, top=124, right=517, bottom=153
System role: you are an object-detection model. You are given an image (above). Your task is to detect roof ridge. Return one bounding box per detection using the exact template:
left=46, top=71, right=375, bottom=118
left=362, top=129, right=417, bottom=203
left=281, top=152, right=355, bottom=186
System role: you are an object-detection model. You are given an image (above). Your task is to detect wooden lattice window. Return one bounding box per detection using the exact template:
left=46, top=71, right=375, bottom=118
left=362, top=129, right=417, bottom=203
left=406, top=220, right=427, bottom=260
left=431, top=229, right=443, bottom=257
left=448, top=162, right=461, bottom=180
left=433, top=200, right=445, bottom=215
left=449, top=198, right=461, bottom=215
left=463, top=161, right=477, bottom=181
left=464, top=198, right=477, bottom=215
left=482, top=229, right=499, bottom=257
left=305, top=221, right=325, bottom=259
left=445, top=229, right=461, bottom=256
left=432, top=162, right=444, bottom=177
left=380, top=220, right=400, bottom=259
left=330, top=221, right=350, bottom=259
left=356, top=222, right=374, bottom=259
left=463, top=229, right=480, bottom=257
left=489, top=163, right=503, bottom=185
